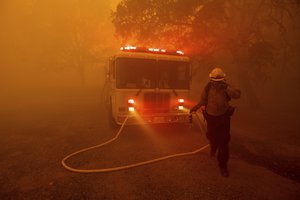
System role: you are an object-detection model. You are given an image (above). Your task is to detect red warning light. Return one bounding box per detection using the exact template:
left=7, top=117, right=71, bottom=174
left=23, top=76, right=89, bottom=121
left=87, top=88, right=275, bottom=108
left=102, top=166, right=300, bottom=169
left=178, top=99, right=185, bottom=103
left=121, top=46, right=137, bottom=51
left=128, top=99, right=135, bottom=104
left=128, top=99, right=135, bottom=112
left=120, top=46, right=185, bottom=56
left=176, top=50, right=184, bottom=55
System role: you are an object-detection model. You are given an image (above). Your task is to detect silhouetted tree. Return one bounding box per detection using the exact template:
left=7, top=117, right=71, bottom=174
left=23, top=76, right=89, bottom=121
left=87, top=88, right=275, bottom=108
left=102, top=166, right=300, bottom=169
left=112, top=0, right=299, bottom=107
left=30, top=0, right=113, bottom=86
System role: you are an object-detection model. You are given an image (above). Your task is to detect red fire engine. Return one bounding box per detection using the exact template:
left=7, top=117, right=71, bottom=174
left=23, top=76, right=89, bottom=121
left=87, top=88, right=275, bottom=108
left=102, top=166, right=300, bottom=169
left=105, top=46, right=191, bottom=125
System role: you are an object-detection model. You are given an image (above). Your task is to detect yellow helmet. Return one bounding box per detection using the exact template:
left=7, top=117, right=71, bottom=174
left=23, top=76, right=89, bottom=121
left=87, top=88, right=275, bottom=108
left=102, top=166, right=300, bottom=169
left=209, top=67, right=226, bottom=81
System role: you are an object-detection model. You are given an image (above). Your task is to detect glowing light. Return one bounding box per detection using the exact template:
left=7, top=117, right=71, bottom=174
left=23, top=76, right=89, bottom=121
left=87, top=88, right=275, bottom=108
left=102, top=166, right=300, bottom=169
left=128, top=99, right=135, bottom=104
left=148, top=48, right=160, bottom=52
left=121, top=46, right=137, bottom=51
left=178, top=99, right=185, bottom=103
left=128, top=99, right=135, bottom=112
left=129, top=107, right=135, bottom=112
left=121, top=46, right=185, bottom=56
left=176, top=50, right=184, bottom=55
left=178, top=106, right=184, bottom=110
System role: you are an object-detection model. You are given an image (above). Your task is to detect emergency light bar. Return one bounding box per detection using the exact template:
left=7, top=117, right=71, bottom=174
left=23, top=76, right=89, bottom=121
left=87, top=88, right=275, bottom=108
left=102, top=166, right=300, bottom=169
left=120, top=46, right=137, bottom=51
left=120, top=46, right=185, bottom=56
left=176, top=50, right=184, bottom=55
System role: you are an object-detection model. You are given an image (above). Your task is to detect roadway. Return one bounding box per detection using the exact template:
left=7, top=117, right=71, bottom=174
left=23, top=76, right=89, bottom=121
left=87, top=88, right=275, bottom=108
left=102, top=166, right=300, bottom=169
left=0, top=89, right=299, bottom=199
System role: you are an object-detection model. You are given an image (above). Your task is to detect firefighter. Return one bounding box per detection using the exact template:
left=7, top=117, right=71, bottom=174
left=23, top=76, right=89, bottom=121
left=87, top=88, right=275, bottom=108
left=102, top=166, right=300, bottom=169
left=190, top=67, right=241, bottom=177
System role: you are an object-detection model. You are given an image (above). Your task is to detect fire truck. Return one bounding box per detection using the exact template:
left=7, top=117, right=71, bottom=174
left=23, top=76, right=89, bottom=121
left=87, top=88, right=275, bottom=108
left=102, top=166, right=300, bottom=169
left=105, top=46, right=192, bottom=125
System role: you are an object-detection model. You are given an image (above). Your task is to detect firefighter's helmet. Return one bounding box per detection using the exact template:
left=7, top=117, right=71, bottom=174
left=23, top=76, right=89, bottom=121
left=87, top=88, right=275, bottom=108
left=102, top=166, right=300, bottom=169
left=209, top=67, right=226, bottom=81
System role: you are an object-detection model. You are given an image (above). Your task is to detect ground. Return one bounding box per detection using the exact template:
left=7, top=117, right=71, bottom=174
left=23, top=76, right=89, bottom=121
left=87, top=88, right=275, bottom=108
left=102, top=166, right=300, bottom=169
left=0, top=88, right=299, bottom=199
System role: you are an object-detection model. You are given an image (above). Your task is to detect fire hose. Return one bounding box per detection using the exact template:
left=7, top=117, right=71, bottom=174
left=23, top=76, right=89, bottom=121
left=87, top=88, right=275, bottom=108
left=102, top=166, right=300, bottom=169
left=61, top=113, right=209, bottom=173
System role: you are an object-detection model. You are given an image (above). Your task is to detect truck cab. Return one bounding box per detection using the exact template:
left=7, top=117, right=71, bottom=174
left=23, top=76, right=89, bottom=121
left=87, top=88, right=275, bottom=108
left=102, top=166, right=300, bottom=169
left=106, top=46, right=191, bottom=125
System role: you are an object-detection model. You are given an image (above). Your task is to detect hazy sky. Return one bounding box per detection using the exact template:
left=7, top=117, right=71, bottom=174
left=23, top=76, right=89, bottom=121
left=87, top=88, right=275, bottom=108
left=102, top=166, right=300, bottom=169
left=0, top=0, right=123, bottom=90
left=110, top=0, right=121, bottom=10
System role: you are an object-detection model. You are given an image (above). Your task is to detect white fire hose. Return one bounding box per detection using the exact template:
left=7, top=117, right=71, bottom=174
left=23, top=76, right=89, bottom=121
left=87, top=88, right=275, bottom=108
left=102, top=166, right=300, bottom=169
left=61, top=113, right=209, bottom=173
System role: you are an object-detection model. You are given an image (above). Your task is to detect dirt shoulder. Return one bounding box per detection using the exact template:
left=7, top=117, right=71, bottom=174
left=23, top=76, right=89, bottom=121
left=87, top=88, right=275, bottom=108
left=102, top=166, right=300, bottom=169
left=232, top=107, right=300, bottom=182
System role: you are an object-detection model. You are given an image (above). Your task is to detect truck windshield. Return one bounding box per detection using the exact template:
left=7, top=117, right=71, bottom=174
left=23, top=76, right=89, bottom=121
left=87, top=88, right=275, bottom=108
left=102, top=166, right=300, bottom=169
left=116, top=58, right=190, bottom=89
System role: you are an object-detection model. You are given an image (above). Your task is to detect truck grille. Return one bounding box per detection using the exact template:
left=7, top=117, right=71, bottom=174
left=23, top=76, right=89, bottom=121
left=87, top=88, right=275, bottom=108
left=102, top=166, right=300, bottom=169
left=143, top=92, right=170, bottom=113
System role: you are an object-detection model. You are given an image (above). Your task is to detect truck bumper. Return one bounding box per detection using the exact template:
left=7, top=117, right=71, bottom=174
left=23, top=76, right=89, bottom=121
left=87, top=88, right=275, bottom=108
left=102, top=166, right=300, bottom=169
left=116, top=113, right=190, bottom=125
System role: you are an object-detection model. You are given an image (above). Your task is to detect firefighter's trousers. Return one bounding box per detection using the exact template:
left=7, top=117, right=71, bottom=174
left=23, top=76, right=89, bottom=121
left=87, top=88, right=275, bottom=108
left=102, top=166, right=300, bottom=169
left=204, top=112, right=231, bottom=169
